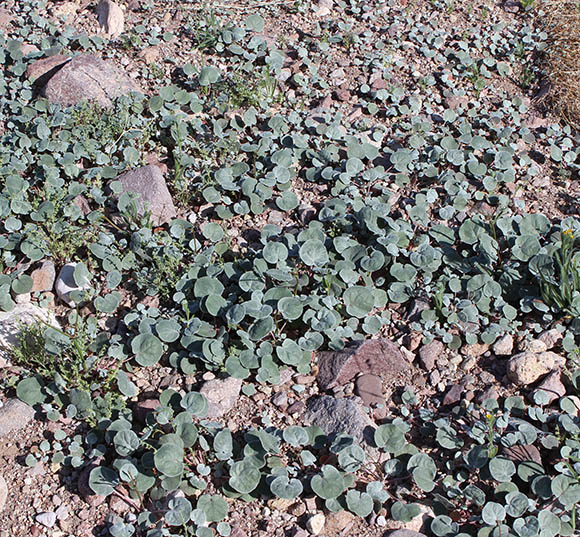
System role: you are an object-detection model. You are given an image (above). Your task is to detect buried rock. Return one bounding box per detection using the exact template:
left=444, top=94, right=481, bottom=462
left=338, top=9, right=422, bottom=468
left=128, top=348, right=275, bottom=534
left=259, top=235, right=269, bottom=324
left=316, top=338, right=409, bottom=390
left=41, top=54, right=140, bottom=107
left=114, top=165, right=177, bottom=226
left=305, top=395, right=376, bottom=447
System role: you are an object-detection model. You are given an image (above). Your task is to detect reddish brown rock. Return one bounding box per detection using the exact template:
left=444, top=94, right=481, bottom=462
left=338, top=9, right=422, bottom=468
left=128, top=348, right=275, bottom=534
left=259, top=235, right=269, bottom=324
left=31, top=260, right=56, bottom=293
left=26, top=55, right=69, bottom=85
left=502, top=444, right=542, bottom=465
left=134, top=398, right=160, bottom=424
left=355, top=374, right=384, bottom=407
left=41, top=54, right=140, bottom=108
left=316, top=339, right=408, bottom=390
left=533, top=370, right=566, bottom=404
left=418, top=340, right=444, bottom=371
left=442, top=384, right=463, bottom=406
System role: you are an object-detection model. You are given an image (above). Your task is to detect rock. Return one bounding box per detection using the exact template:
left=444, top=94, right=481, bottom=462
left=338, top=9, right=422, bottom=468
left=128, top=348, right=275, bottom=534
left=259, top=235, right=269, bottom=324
left=96, top=0, right=124, bottom=38
left=519, top=339, right=548, bottom=353
left=506, top=351, right=564, bottom=386
left=271, top=391, right=288, bottom=408
left=26, top=55, right=70, bottom=85
left=35, top=512, right=57, bottom=528
left=442, top=384, right=463, bottom=406
left=461, top=343, right=489, bottom=357
left=400, top=503, right=434, bottom=533
left=306, top=513, right=325, bottom=535
left=325, top=510, right=355, bottom=533
left=0, top=8, right=11, bottom=34
left=0, top=474, right=7, bottom=512
left=355, top=374, right=384, bottom=407
left=55, top=505, right=69, bottom=521
left=134, top=398, right=160, bottom=424
left=386, top=531, right=428, bottom=537
left=315, top=0, right=333, bottom=16
left=297, top=204, right=316, bottom=225
left=316, top=339, right=408, bottom=390
left=0, top=304, right=59, bottom=362
left=0, top=399, right=35, bottom=438
left=55, top=262, right=90, bottom=306
left=288, top=401, right=305, bottom=414
left=77, top=462, right=107, bottom=507
left=502, top=444, right=542, bottom=465
left=305, top=396, right=375, bottom=446
left=533, top=370, right=566, bottom=404
left=492, top=334, right=513, bottom=356
left=418, top=340, right=443, bottom=371
left=139, top=46, right=161, bottom=64
left=114, top=165, right=177, bottom=226
left=444, top=95, right=469, bottom=110
left=31, top=260, right=56, bottom=292
left=52, top=1, right=78, bottom=21
left=42, top=54, right=140, bottom=108
left=537, top=329, right=562, bottom=350
left=406, top=299, right=430, bottom=322
left=200, top=377, right=242, bottom=418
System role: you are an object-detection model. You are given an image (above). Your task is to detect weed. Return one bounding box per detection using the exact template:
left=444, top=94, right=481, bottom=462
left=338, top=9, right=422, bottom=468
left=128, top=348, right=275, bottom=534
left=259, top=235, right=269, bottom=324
left=467, top=63, right=486, bottom=97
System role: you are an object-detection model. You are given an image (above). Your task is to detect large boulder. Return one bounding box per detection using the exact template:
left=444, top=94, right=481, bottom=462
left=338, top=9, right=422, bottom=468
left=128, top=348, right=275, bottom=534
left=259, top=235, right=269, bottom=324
left=114, top=165, right=177, bottom=226
left=506, top=351, right=564, bottom=386
left=316, top=338, right=409, bottom=390
left=41, top=54, right=140, bottom=107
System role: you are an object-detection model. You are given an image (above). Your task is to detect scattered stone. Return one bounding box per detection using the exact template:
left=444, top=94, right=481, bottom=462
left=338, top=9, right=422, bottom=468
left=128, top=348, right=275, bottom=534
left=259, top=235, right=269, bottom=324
left=533, top=370, right=566, bottom=404
left=0, top=303, right=59, bottom=362
left=405, top=299, right=430, bottom=322
left=271, top=391, right=288, bottom=408
left=355, top=374, right=384, bottom=407
left=506, top=351, right=565, bottom=386
left=315, top=0, right=333, bottom=17
left=334, top=89, right=351, bottom=102
left=444, top=95, right=469, bottom=110
left=289, top=501, right=306, bottom=517
left=55, top=262, right=90, bottom=306
left=461, top=342, right=489, bottom=357
left=325, top=510, right=355, bottom=533
left=55, top=505, right=69, bottom=521
left=51, top=1, right=78, bottom=21
left=297, top=204, right=316, bottom=225
left=200, top=376, right=242, bottom=418
left=42, top=54, right=140, bottom=108
left=114, top=165, right=177, bottom=226
left=305, top=396, right=375, bottom=446
left=504, top=0, right=521, bottom=12
left=77, top=462, right=107, bottom=507
left=287, top=401, right=305, bottom=414
left=442, top=384, right=463, bottom=406
left=35, top=512, right=57, bottom=529
left=492, top=334, right=513, bottom=356
left=418, top=340, right=443, bottom=371
left=96, top=0, right=125, bottom=38
left=537, top=329, right=562, bottom=350
left=386, top=531, right=428, bottom=537
left=26, top=55, right=70, bottom=85
left=0, top=398, right=34, bottom=438
left=503, top=444, right=542, bottom=465
left=134, top=398, right=160, bottom=424
left=316, top=338, right=408, bottom=390
left=306, top=513, right=325, bottom=535
left=139, top=46, right=161, bottom=64
left=31, top=260, right=56, bottom=292
left=0, top=8, right=11, bottom=34
left=0, top=474, right=7, bottom=512
left=519, top=339, right=548, bottom=353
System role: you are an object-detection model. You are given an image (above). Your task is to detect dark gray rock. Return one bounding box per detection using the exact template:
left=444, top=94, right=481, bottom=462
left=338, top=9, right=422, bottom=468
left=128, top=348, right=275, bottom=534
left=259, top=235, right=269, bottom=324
left=42, top=54, right=140, bottom=107
left=305, top=395, right=375, bottom=446
left=316, top=339, right=408, bottom=390
left=115, top=165, right=177, bottom=226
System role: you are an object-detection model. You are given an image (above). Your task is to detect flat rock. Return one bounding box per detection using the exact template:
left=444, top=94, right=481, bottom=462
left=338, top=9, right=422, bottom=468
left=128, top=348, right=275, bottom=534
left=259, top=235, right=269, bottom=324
left=42, top=54, right=140, bottom=107
left=519, top=339, right=548, bottom=353
left=325, top=510, right=355, bottom=533
left=316, top=339, right=408, bottom=390
left=31, top=260, right=56, bottom=292
left=55, top=262, right=90, bottom=306
left=305, top=395, right=375, bottom=446
left=506, top=351, right=564, bottom=386
left=306, top=513, right=325, bottom=535
left=115, top=165, right=177, bottom=226
left=442, top=384, right=463, bottom=406
left=200, top=377, right=242, bottom=418
left=0, top=303, right=59, bottom=362
left=418, top=340, right=443, bottom=371
left=355, top=374, right=384, bottom=407
left=0, top=398, right=35, bottom=438
left=0, top=474, right=7, bottom=512
left=502, top=444, right=542, bottom=465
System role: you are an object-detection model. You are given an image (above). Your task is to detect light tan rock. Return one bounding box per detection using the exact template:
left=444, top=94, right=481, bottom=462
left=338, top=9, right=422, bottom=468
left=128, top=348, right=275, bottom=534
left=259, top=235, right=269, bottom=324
left=96, top=0, right=124, bottom=38
left=0, top=474, right=7, bottom=512
left=506, top=351, right=565, bottom=386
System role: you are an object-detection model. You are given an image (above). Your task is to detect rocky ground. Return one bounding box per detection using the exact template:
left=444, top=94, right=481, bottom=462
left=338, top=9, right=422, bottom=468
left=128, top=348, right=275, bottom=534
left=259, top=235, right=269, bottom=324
left=0, top=1, right=579, bottom=537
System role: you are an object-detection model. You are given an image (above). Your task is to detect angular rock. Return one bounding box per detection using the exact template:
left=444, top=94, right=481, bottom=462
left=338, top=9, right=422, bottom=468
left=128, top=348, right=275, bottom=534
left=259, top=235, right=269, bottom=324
left=306, top=513, right=325, bottom=535
left=418, top=340, right=443, bottom=371
left=55, top=262, right=90, bottom=306
left=355, top=374, right=384, bottom=407
left=442, top=384, right=463, bottom=406
left=519, top=339, right=548, bottom=353
left=502, top=444, right=542, bottom=465
left=31, top=260, right=56, bottom=292
left=42, top=54, right=140, bottom=108
left=36, top=511, right=57, bottom=528
left=533, top=370, right=566, bottom=404
left=492, top=334, right=513, bottom=356
left=325, top=510, right=355, bottom=533
left=305, top=396, right=375, bottom=446
left=461, top=342, right=489, bottom=357
left=0, top=399, right=35, bottom=438
left=96, top=0, right=125, bottom=38
left=0, top=303, right=59, bottom=362
left=506, top=351, right=564, bottom=386
left=405, top=299, right=429, bottom=322
left=115, top=165, right=177, bottom=226
left=537, top=329, right=562, bottom=350
left=316, top=339, right=408, bottom=390
left=200, top=376, right=242, bottom=418
left=0, top=474, right=7, bottom=512
left=26, top=55, right=70, bottom=85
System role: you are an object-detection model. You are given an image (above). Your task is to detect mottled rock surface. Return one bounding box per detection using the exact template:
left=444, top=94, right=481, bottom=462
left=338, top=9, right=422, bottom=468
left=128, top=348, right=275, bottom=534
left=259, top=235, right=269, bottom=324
left=200, top=376, right=242, bottom=418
